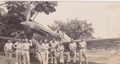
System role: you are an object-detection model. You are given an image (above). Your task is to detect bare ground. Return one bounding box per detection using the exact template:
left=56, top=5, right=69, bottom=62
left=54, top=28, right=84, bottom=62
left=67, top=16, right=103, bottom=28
left=0, top=50, right=120, bottom=64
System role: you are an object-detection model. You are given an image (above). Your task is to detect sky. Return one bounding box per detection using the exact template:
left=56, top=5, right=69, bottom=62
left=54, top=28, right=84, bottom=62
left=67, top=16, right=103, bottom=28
left=33, top=2, right=120, bottom=38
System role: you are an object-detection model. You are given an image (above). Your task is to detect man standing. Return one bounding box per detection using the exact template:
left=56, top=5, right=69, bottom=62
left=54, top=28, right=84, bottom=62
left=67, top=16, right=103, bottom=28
left=67, top=39, right=77, bottom=64
left=42, top=39, right=49, bottom=64
left=78, top=38, right=88, bottom=64
left=13, top=39, right=24, bottom=64
left=49, top=38, right=58, bottom=64
left=22, top=38, right=32, bottom=64
left=4, top=40, right=14, bottom=64
left=36, top=40, right=44, bottom=64
left=56, top=41, right=64, bottom=64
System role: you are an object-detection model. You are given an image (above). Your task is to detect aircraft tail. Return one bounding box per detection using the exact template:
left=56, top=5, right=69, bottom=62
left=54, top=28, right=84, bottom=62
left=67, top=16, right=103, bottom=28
left=61, top=32, right=71, bottom=42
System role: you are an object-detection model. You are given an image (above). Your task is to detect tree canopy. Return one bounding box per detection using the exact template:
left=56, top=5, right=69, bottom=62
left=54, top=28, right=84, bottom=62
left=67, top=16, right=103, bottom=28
left=0, top=1, right=57, bottom=37
left=48, top=19, right=94, bottom=39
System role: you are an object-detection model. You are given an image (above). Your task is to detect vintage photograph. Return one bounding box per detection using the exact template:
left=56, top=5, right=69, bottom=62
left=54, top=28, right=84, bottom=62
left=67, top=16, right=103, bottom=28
left=0, top=1, right=120, bottom=64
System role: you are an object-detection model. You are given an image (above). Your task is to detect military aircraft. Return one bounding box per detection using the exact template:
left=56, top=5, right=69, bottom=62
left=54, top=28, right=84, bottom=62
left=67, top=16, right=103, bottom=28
left=0, top=2, right=119, bottom=52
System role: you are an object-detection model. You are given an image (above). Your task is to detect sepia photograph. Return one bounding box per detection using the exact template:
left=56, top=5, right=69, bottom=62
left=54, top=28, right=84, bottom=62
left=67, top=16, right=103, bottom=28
left=0, top=1, right=120, bottom=64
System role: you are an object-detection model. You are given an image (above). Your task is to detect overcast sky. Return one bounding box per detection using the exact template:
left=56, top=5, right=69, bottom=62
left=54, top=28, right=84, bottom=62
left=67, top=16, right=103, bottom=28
left=33, top=2, right=120, bottom=38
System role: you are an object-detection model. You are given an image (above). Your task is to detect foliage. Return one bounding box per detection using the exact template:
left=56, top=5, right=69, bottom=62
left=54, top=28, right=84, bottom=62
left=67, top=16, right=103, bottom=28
left=48, top=19, right=94, bottom=39
left=0, top=1, right=57, bottom=37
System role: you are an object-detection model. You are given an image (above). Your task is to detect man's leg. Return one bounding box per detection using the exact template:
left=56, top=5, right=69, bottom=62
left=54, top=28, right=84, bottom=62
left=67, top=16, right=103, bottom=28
left=60, top=53, right=64, bottom=64
left=53, top=50, right=57, bottom=64
left=15, top=50, right=19, bottom=64
left=73, top=51, right=76, bottom=63
left=23, top=51, right=26, bottom=64
left=5, top=52, right=9, bottom=64
left=50, top=49, right=54, bottom=64
left=79, top=49, right=82, bottom=64
left=8, top=52, right=12, bottom=64
left=82, top=49, right=88, bottom=64
left=42, top=52, right=45, bottom=64
left=45, top=51, right=49, bottom=64
left=67, top=52, right=71, bottom=63
left=37, top=52, right=42, bottom=64
left=18, top=51, right=22, bottom=64
left=26, top=51, right=30, bottom=64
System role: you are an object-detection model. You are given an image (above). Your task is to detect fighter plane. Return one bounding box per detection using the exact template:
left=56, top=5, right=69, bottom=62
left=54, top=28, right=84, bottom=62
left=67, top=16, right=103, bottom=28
left=0, top=2, right=119, bottom=52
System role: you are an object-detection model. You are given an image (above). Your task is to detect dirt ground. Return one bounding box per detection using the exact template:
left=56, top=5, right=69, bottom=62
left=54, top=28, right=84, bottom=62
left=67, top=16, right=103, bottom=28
left=0, top=50, right=120, bottom=64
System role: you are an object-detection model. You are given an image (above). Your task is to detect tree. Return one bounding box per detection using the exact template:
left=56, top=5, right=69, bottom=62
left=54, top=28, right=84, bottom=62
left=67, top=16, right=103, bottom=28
left=48, top=19, right=94, bottom=39
left=0, top=1, right=57, bottom=37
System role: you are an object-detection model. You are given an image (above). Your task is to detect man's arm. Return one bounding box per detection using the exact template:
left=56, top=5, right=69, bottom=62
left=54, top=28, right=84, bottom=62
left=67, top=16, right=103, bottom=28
left=62, top=45, right=64, bottom=52
left=74, top=43, right=77, bottom=50
left=85, top=41, right=87, bottom=48
left=4, top=44, right=6, bottom=52
left=13, top=42, right=18, bottom=48
left=69, top=44, right=72, bottom=51
left=29, top=40, right=33, bottom=46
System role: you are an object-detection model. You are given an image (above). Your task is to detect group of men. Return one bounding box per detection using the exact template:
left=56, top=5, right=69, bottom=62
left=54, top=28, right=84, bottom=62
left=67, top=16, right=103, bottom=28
left=67, top=38, right=88, bottom=64
left=4, top=38, right=32, bottom=64
left=4, top=38, right=88, bottom=64
left=36, top=38, right=64, bottom=64
left=3, top=29, right=88, bottom=64
left=34, top=37, right=88, bottom=64
left=35, top=37, right=88, bottom=64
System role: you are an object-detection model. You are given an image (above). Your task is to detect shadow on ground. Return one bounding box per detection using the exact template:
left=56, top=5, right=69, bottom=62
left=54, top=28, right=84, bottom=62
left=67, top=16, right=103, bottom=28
left=31, top=61, right=103, bottom=64
left=30, top=57, right=103, bottom=64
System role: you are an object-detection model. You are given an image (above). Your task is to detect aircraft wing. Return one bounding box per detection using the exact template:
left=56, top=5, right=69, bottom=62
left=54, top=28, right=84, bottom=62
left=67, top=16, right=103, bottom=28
left=62, top=38, right=120, bottom=51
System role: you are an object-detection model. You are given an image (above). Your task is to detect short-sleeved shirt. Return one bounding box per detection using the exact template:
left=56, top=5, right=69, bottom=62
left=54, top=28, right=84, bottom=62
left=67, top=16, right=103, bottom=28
left=78, top=41, right=87, bottom=48
left=36, top=43, right=44, bottom=52
left=4, top=43, right=13, bottom=51
left=49, top=41, right=58, bottom=48
left=69, top=42, right=77, bottom=51
left=57, top=45, right=64, bottom=52
left=23, top=43, right=32, bottom=50
left=42, top=43, right=49, bottom=50
left=14, top=42, right=23, bottom=50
